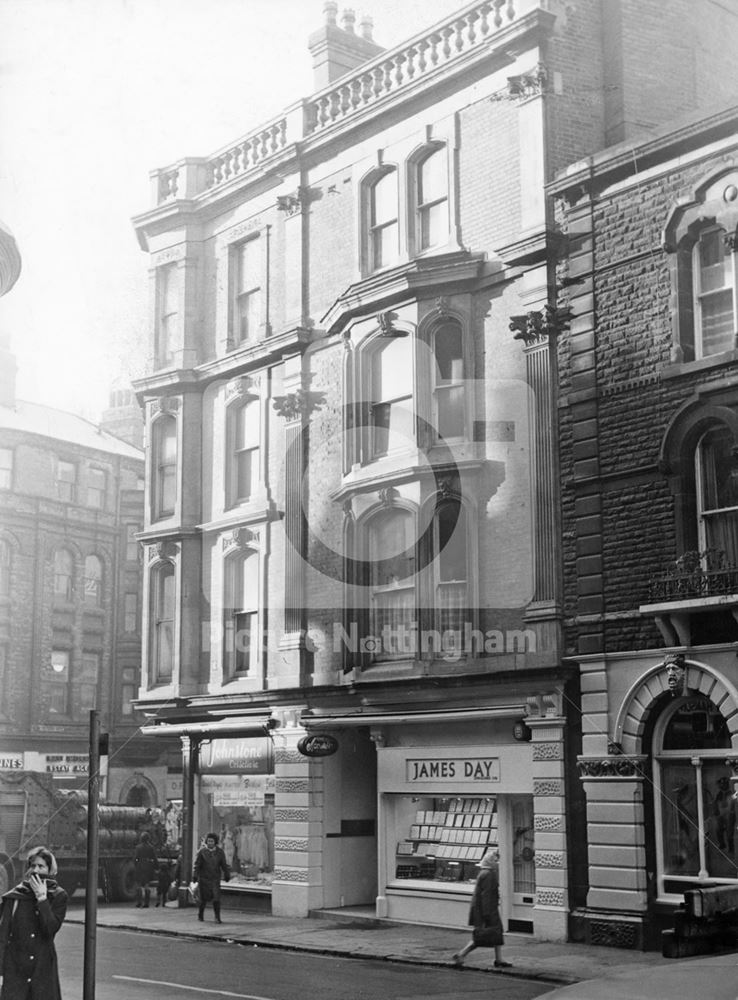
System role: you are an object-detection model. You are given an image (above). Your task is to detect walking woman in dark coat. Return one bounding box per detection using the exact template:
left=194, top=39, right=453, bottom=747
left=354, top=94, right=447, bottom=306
left=133, top=830, right=158, bottom=908
left=0, top=846, right=68, bottom=999
left=193, top=832, right=230, bottom=923
left=452, top=850, right=511, bottom=968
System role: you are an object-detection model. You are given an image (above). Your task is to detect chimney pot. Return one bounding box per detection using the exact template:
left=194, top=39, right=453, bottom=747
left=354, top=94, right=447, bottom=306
left=341, top=8, right=356, bottom=33
left=359, top=14, right=374, bottom=41
left=323, top=1, right=338, bottom=26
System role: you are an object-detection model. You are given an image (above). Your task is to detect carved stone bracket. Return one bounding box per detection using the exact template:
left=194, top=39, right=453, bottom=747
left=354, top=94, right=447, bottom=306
left=434, top=296, right=451, bottom=317
left=437, top=475, right=459, bottom=498
left=148, top=540, right=179, bottom=562
left=578, top=755, right=649, bottom=779
left=149, top=396, right=181, bottom=417
left=377, top=310, right=407, bottom=337
left=491, top=62, right=548, bottom=102
left=276, top=187, right=312, bottom=217
left=510, top=303, right=571, bottom=347
left=525, top=691, right=563, bottom=719
left=272, top=388, right=326, bottom=422
left=226, top=375, right=259, bottom=403
left=378, top=486, right=399, bottom=508
left=222, top=526, right=257, bottom=552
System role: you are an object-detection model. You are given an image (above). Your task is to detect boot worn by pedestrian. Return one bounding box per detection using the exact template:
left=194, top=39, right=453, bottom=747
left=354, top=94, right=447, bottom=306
left=143, top=887, right=151, bottom=908
left=494, top=960, right=512, bottom=968
left=197, top=904, right=205, bottom=921
left=213, top=902, right=222, bottom=924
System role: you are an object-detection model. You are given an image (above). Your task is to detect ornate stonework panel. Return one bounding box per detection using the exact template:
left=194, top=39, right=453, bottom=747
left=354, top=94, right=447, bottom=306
left=535, top=851, right=565, bottom=869
left=536, top=889, right=565, bottom=907
left=275, top=837, right=308, bottom=852
left=274, top=808, right=309, bottom=822
left=532, top=743, right=562, bottom=761
left=533, top=779, right=564, bottom=797
left=534, top=815, right=563, bottom=832
left=588, top=920, right=638, bottom=949
left=578, top=756, right=648, bottom=779
left=276, top=778, right=309, bottom=794
left=274, top=748, right=305, bottom=764
left=272, top=867, right=309, bottom=883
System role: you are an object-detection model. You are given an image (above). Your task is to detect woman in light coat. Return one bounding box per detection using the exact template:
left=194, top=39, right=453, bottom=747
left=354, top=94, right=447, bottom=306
left=0, top=846, right=68, bottom=999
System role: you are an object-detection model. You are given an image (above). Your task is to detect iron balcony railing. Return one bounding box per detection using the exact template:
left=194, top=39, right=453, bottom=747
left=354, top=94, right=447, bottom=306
left=648, top=549, right=738, bottom=602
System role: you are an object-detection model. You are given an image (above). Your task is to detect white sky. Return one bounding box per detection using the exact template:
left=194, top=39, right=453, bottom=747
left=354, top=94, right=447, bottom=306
left=0, top=0, right=464, bottom=421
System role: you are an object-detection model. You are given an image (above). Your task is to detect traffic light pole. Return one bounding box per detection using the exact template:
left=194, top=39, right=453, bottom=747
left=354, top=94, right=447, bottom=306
left=83, top=710, right=101, bottom=1000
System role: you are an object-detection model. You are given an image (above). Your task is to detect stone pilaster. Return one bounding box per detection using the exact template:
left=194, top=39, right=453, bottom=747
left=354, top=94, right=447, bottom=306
left=270, top=716, right=325, bottom=917
left=577, top=754, right=649, bottom=948
left=527, top=706, right=569, bottom=942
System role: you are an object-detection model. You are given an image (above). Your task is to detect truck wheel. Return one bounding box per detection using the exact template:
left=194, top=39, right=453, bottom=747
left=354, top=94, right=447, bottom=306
left=108, top=859, right=137, bottom=903
left=0, top=855, right=13, bottom=895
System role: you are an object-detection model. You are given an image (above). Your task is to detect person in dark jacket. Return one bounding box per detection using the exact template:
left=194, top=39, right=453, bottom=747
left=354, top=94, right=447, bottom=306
left=193, top=832, right=230, bottom=923
left=132, top=831, right=158, bottom=908
left=452, top=850, right=511, bottom=968
left=0, top=845, right=68, bottom=999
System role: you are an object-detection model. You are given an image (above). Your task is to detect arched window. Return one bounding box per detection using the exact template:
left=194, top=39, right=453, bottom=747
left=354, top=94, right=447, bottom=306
left=84, top=555, right=103, bottom=606
left=367, top=508, right=415, bottom=660
left=0, top=540, right=10, bottom=597
left=416, top=147, right=448, bottom=251
left=224, top=551, right=259, bottom=679
left=693, top=227, right=736, bottom=359
left=229, top=399, right=260, bottom=504
left=370, top=336, right=413, bottom=457
left=369, top=169, right=399, bottom=271
left=432, top=321, right=465, bottom=441
left=153, top=415, right=177, bottom=518
left=53, top=549, right=74, bottom=601
left=695, top=425, right=738, bottom=561
left=151, top=563, right=175, bottom=683
left=654, top=695, right=735, bottom=894
left=433, top=500, right=467, bottom=644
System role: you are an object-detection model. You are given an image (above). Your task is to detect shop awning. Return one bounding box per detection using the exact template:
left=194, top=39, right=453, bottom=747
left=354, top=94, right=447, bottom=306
left=139, top=715, right=276, bottom=738
left=302, top=705, right=526, bottom=728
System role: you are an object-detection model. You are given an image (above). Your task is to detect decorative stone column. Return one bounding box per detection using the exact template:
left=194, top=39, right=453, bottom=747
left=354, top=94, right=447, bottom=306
left=577, top=754, right=649, bottom=949
left=270, top=708, right=325, bottom=917
left=272, top=365, right=325, bottom=686
left=526, top=690, right=569, bottom=941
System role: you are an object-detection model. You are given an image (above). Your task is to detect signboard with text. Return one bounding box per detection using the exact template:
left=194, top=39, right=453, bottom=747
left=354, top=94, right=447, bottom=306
left=406, top=757, right=500, bottom=783
left=198, top=737, right=273, bottom=774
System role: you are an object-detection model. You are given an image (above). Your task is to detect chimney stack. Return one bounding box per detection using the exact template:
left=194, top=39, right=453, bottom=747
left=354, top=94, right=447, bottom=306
left=308, top=4, right=384, bottom=89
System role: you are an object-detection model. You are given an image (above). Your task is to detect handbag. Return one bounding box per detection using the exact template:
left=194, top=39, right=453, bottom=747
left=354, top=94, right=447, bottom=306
left=472, top=925, right=501, bottom=947
left=188, top=881, right=200, bottom=904
left=166, top=882, right=179, bottom=902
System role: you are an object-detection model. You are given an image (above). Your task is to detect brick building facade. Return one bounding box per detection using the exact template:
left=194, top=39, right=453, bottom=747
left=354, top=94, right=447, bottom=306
left=552, top=106, right=738, bottom=948
left=131, top=0, right=738, bottom=939
left=0, top=345, right=170, bottom=823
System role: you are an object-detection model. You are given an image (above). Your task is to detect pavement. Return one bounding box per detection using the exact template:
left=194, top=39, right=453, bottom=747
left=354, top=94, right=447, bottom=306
left=63, top=894, right=732, bottom=997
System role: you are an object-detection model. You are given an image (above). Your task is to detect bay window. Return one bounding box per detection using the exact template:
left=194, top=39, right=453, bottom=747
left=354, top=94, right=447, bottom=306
left=152, top=562, right=175, bottom=683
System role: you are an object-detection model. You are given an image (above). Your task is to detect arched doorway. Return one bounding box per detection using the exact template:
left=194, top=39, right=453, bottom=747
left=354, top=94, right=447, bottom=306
left=652, top=694, right=736, bottom=900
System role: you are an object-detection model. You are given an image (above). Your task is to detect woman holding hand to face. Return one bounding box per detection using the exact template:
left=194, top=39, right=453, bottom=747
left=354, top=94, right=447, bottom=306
left=0, top=846, right=68, bottom=999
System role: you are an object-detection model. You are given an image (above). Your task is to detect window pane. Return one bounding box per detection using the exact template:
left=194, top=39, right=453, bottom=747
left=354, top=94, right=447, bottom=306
left=372, top=171, right=397, bottom=227
left=420, top=201, right=449, bottom=249
left=699, top=229, right=731, bottom=293
left=161, top=263, right=179, bottom=313
left=155, top=568, right=175, bottom=680
left=437, top=503, right=466, bottom=582
left=124, top=593, right=137, bottom=632
left=376, top=338, right=411, bottom=402
left=419, top=149, right=447, bottom=205
left=237, top=240, right=260, bottom=292
left=236, top=402, right=260, bottom=450
left=660, top=761, right=700, bottom=876
left=233, top=610, right=256, bottom=674
left=435, top=326, right=463, bottom=383
left=437, top=386, right=465, bottom=439
left=54, top=550, right=73, bottom=599
left=122, top=684, right=135, bottom=715
left=155, top=417, right=177, bottom=516
left=84, top=556, right=102, bottom=605
left=373, top=221, right=398, bottom=269
left=700, top=289, right=735, bottom=356
left=371, top=587, right=415, bottom=656
left=239, top=554, right=259, bottom=611
left=369, top=511, right=415, bottom=584
left=703, top=763, right=737, bottom=877
left=57, top=462, right=75, bottom=501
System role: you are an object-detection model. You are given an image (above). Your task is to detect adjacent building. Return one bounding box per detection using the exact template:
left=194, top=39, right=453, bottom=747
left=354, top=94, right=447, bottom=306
left=552, top=106, right=738, bottom=948
left=131, top=0, right=738, bottom=939
left=0, top=344, right=167, bottom=819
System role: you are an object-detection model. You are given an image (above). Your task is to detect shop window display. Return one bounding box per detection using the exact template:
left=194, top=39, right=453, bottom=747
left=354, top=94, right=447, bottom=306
left=394, top=795, right=497, bottom=883
left=198, top=774, right=275, bottom=887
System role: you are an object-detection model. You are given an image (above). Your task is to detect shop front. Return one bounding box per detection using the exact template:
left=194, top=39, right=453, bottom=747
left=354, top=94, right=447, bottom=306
left=375, top=729, right=536, bottom=929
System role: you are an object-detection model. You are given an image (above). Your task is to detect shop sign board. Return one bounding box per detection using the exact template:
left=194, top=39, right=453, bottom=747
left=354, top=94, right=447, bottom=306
left=406, top=757, right=500, bottom=783
left=297, top=734, right=339, bottom=757
left=199, top=737, right=273, bottom=774
left=0, top=753, right=24, bottom=770
left=44, top=753, right=88, bottom=775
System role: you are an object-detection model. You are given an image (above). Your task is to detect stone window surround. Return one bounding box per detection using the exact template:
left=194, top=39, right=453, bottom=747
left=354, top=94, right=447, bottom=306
left=663, top=166, right=738, bottom=366
left=356, top=116, right=461, bottom=280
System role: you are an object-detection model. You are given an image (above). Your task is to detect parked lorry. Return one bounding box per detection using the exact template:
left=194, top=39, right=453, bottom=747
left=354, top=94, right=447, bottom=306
left=0, top=770, right=171, bottom=900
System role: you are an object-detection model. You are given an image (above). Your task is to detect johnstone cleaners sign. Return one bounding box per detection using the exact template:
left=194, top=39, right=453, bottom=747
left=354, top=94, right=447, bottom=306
left=406, top=757, right=500, bottom=784
left=198, top=737, right=273, bottom=774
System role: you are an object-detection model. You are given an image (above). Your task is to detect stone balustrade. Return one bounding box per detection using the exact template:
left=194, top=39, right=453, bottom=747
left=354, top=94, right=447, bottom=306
left=151, top=0, right=525, bottom=205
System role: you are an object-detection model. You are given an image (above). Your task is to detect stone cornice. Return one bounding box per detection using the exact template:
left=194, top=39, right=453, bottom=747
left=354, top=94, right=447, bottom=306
left=132, top=327, right=311, bottom=402
left=322, top=251, right=486, bottom=335
left=549, top=105, right=738, bottom=203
